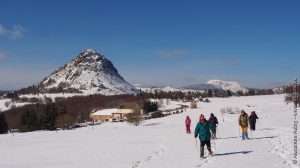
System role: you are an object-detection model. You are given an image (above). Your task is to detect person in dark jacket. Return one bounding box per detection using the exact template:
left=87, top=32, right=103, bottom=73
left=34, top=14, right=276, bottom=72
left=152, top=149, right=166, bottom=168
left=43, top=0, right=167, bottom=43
left=195, top=114, right=213, bottom=158
left=209, top=113, right=218, bottom=139
left=249, top=111, right=259, bottom=131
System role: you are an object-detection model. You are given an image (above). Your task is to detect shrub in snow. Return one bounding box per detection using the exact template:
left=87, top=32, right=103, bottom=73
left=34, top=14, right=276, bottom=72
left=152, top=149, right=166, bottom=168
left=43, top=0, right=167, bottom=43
left=235, top=107, right=240, bottom=112
left=220, top=108, right=226, bottom=114
left=126, top=112, right=144, bottom=126
left=151, top=112, right=164, bottom=118
left=226, top=107, right=233, bottom=113
left=190, top=101, right=197, bottom=109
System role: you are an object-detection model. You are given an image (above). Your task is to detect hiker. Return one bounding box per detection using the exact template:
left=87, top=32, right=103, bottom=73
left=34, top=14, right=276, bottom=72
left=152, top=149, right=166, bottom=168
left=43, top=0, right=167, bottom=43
left=209, top=113, right=218, bottom=139
left=195, top=114, right=213, bottom=158
left=249, top=111, right=259, bottom=131
left=238, top=110, right=249, bottom=140
left=185, top=116, right=191, bottom=134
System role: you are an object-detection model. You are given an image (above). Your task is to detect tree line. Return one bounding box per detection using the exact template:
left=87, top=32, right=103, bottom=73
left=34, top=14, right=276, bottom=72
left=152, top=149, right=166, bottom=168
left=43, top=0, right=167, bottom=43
left=1, top=94, right=144, bottom=133
left=139, top=88, right=274, bottom=101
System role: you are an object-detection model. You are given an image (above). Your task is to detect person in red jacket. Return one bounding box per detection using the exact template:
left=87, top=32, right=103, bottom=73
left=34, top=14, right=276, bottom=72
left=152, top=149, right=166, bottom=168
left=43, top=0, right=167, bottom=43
left=185, top=116, right=191, bottom=134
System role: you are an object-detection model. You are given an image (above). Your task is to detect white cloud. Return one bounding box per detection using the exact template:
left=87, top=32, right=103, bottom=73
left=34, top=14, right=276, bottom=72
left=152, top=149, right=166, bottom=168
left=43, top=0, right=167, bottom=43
left=156, top=49, right=189, bottom=57
left=0, top=24, right=26, bottom=39
left=10, top=25, right=26, bottom=39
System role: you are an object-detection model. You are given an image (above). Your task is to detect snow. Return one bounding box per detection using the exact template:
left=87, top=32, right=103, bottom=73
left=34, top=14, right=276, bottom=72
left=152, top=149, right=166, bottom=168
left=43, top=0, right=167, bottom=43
left=0, top=98, right=30, bottom=112
left=0, top=94, right=299, bottom=168
left=19, top=93, right=83, bottom=99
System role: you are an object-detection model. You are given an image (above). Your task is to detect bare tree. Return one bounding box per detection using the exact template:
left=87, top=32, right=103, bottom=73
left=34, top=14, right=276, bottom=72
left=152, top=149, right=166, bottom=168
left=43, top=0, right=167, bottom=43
left=126, top=105, right=143, bottom=126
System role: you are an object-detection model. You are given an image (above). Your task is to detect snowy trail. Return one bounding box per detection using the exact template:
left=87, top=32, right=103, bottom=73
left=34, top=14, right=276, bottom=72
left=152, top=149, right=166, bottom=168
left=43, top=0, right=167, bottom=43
left=0, top=95, right=299, bottom=168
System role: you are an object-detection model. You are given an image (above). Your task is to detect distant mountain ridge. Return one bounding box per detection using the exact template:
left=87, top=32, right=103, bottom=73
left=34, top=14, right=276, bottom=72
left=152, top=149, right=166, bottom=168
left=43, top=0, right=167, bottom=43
left=207, top=80, right=248, bottom=93
left=140, top=80, right=249, bottom=93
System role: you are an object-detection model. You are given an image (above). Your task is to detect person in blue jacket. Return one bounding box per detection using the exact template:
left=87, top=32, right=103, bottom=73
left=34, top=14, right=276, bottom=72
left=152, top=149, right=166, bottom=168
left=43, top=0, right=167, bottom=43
left=194, top=114, right=213, bottom=158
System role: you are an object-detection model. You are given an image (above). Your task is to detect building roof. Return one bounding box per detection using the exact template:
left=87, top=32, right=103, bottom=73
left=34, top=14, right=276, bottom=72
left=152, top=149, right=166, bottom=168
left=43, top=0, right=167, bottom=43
left=90, top=108, right=134, bottom=116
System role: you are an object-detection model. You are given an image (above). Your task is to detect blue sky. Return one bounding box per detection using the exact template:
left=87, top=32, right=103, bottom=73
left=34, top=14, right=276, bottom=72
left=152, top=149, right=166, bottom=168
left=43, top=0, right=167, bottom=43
left=0, top=0, right=299, bottom=90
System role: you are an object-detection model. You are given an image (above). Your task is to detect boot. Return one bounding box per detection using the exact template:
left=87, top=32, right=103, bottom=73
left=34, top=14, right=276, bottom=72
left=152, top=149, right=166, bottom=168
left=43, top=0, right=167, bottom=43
left=242, top=132, right=245, bottom=140
left=245, top=132, right=250, bottom=139
left=200, top=146, right=204, bottom=158
left=208, top=147, right=213, bottom=155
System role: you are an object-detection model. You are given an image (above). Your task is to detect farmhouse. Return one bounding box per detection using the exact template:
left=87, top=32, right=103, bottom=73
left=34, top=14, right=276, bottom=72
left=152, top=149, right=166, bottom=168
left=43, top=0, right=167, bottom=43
left=89, top=108, right=134, bottom=122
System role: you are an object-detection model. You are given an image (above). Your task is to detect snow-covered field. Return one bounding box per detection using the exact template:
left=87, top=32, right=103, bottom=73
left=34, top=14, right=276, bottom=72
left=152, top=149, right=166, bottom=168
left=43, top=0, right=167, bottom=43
left=0, top=94, right=299, bottom=168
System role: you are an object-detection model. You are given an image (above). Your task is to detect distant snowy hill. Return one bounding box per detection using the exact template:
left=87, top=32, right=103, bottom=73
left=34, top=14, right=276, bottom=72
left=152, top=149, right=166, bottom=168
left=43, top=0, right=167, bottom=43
left=39, top=49, right=138, bottom=95
left=182, top=80, right=249, bottom=93
left=138, top=80, right=248, bottom=94
left=207, top=79, right=248, bottom=93
left=139, top=86, right=180, bottom=92
left=137, top=85, right=203, bottom=93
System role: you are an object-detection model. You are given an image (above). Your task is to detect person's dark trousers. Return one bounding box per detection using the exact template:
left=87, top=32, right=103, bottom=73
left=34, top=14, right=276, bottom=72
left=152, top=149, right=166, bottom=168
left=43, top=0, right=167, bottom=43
left=250, top=122, right=256, bottom=131
left=200, top=140, right=211, bottom=157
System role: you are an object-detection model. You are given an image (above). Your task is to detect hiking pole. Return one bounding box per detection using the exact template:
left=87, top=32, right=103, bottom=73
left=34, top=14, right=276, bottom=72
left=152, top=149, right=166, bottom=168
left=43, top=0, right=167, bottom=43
left=195, top=139, right=199, bottom=152
left=214, top=138, right=217, bottom=154
left=238, top=126, right=241, bottom=137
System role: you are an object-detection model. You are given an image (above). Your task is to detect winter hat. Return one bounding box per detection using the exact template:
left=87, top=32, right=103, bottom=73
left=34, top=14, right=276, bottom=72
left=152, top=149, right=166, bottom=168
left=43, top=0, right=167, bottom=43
left=199, top=114, right=205, bottom=121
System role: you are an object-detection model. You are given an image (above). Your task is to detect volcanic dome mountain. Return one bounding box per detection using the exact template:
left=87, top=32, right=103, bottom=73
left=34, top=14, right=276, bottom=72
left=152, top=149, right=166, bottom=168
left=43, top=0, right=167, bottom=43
left=39, top=49, right=138, bottom=95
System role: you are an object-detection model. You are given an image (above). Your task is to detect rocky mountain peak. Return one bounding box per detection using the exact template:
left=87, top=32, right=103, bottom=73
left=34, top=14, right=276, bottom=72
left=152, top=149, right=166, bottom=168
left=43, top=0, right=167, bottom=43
left=38, top=49, right=137, bottom=95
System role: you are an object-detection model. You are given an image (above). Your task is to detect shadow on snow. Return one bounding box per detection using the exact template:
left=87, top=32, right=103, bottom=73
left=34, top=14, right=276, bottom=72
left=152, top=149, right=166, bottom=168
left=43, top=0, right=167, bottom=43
left=217, top=136, right=238, bottom=140
left=214, top=151, right=253, bottom=156
left=142, top=123, right=162, bottom=126
left=250, top=136, right=278, bottom=140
